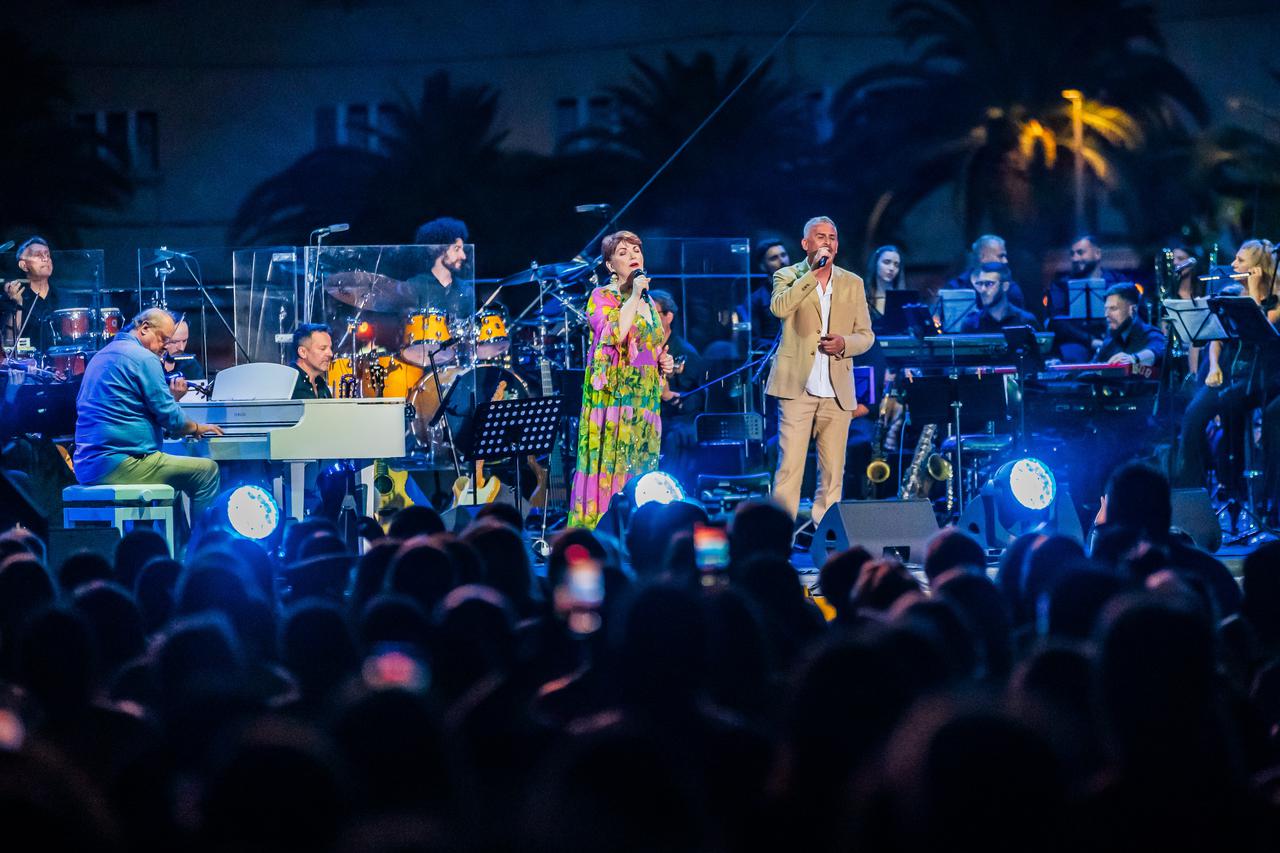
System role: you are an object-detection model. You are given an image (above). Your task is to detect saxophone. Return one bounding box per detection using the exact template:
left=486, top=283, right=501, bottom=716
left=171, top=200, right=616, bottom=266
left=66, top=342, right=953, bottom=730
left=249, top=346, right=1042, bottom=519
left=864, top=378, right=895, bottom=496
left=899, top=422, right=954, bottom=503
left=899, top=423, right=937, bottom=500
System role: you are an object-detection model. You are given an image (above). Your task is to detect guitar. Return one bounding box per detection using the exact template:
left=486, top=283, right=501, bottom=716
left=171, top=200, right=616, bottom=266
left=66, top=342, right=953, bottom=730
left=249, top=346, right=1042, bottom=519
left=368, top=361, right=414, bottom=523
left=451, top=380, right=509, bottom=507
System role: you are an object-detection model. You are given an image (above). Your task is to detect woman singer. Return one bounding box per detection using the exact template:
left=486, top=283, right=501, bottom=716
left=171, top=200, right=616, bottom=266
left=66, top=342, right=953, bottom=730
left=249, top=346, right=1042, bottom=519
left=568, top=230, right=675, bottom=529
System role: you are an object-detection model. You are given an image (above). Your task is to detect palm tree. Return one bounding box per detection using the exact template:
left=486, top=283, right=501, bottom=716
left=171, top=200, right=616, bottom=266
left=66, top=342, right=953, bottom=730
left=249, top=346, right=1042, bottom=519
left=827, top=0, right=1209, bottom=269
left=0, top=32, right=131, bottom=244
left=563, top=51, right=810, bottom=243
left=231, top=71, right=581, bottom=275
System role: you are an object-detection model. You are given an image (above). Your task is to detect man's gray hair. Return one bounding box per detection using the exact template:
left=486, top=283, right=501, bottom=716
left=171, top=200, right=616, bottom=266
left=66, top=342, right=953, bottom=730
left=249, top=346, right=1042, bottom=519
left=803, top=216, right=837, bottom=239
left=130, top=307, right=176, bottom=331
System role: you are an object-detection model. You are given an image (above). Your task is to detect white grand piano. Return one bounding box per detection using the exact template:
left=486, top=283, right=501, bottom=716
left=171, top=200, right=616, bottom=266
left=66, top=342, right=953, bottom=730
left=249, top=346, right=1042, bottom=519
left=165, top=363, right=407, bottom=519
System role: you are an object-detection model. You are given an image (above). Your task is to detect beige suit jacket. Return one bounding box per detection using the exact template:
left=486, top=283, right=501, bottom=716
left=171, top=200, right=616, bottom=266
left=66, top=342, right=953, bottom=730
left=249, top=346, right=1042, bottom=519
left=764, top=259, right=875, bottom=411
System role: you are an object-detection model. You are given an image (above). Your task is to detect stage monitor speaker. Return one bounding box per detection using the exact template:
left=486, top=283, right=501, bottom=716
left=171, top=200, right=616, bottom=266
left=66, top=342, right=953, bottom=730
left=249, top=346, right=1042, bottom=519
left=46, top=526, right=121, bottom=576
left=1170, top=487, right=1220, bottom=553
left=810, top=499, right=940, bottom=567
left=0, top=470, right=49, bottom=539
left=956, top=487, right=1083, bottom=551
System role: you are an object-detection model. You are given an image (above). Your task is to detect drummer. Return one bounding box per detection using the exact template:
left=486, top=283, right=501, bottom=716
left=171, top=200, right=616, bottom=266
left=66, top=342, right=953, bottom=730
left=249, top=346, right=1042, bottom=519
left=2, top=237, right=62, bottom=351
left=412, top=216, right=470, bottom=318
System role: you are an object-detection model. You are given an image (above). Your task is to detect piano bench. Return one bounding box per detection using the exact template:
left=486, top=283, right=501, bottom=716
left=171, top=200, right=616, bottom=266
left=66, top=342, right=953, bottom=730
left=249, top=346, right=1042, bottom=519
left=62, top=484, right=176, bottom=556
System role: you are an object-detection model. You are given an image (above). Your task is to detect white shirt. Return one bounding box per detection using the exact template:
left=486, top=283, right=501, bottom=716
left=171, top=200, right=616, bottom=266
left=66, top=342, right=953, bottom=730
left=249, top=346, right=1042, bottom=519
left=804, top=277, right=836, bottom=397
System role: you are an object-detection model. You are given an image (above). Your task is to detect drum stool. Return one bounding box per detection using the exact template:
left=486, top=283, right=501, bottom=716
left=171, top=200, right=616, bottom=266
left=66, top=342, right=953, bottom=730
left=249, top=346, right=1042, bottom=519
left=62, top=484, right=176, bottom=555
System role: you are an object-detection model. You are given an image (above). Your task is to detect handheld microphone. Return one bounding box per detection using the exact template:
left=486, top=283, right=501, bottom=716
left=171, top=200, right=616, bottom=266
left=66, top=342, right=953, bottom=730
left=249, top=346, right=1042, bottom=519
left=315, top=223, right=350, bottom=236
left=634, top=268, right=653, bottom=301
left=814, top=254, right=829, bottom=269
left=1173, top=258, right=1197, bottom=274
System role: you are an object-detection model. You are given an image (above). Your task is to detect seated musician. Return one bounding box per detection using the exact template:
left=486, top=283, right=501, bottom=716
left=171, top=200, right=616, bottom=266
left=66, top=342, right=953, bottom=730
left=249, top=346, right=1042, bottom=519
left=161, top=316, right=206, bottom=384
left=292, top=323, right=334, bottom=399
left=2, top=237, right=63, bottom=351
left=73, top=308, right=224, bottom=521
left=412, top=217, right=470, bottom=316
left=1095, top=284, right=1165, bottom=368
left=959, top=262, right=1038, bottom=333
left=943, top=234, right=1026, bottom=308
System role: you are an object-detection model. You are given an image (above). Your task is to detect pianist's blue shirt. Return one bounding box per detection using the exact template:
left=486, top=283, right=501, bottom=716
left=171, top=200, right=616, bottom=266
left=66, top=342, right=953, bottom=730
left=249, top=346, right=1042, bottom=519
left=74, top=332, right=189, bottom=483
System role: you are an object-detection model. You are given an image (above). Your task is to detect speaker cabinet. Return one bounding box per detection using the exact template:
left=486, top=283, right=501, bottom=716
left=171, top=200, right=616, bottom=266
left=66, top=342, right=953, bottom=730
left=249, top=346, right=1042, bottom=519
left=809, top=499, right=940, bottom=567
left=1170, top=488, right=1221, bottom=553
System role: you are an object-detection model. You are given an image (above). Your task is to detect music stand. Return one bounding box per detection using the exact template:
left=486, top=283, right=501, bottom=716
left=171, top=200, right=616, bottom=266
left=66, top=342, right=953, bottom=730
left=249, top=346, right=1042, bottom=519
left=467, top=395, right=563, bottom=515
left=881, top=289, right=921, bottom=334
left=903, top=303, right=939, bottom=339
left=1002, top=325, right=1042, bottom=449
left=1066, top=278, right=1109, bottom=321
left=939, top=289, right=977, bottom=333
left=1205, top=296, right=1279, bottom=539
left=1163, top=298, right=1227, bottom=347
left=902, top=372, right=1012, bottom=513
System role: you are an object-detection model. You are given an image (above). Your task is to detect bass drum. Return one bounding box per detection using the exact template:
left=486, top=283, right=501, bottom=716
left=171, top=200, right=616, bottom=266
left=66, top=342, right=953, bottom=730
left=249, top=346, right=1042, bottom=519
left=408, top=364, right=530, bottom=460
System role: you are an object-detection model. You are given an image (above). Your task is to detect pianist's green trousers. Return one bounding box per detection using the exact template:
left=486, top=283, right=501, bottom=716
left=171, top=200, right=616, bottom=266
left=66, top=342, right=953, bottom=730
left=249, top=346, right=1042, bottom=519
left=96, top=452, right=221, bottom=522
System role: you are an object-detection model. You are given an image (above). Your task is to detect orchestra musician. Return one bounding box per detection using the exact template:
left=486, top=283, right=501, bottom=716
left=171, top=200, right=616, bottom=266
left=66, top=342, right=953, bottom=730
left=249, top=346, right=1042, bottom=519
left=1094, top=284, right=1165, bottom=368
left=1176, top=239, right=1280, bottom=501
left=73, top=308, right=224, bottom=521
left=959, top=262, right=1038, bottom=333
left=767, top=216, right=874, bottom=525
left=291, top=323, right=334, bottom=400
left=2, top=237, right=62, bottom=350
left=944, top=235, right=1027, bottom=308
left=651, top=288, right=706, bottom=488
left=567, top=230, right=674, bottom=529
left=161, top=315, right=206, bottom=383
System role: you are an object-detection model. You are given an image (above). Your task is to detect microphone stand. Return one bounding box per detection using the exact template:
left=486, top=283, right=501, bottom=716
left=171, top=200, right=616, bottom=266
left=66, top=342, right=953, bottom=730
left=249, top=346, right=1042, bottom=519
left=176, top=254, right=253, bottom=363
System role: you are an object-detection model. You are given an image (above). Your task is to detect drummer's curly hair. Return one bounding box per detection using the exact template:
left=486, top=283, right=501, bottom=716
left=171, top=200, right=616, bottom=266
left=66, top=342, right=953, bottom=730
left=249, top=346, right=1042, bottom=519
left=414, top=217, right=469, bottom=259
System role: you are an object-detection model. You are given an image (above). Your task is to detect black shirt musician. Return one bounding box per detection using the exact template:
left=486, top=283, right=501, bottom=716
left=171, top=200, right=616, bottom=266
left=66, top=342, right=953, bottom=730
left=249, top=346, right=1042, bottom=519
left=2, top=237, right=63, bottom=351
left=161, top=316, right=206, bottom=383
left=652, top=289, right=706, bottom=486
left=291, top=323, right=334, bottom=400
left=959, top=262, right=1038, bottom=333
left=1095, top=284, right=1165, bottom=368
left=411, top=217, right=470, bottom=316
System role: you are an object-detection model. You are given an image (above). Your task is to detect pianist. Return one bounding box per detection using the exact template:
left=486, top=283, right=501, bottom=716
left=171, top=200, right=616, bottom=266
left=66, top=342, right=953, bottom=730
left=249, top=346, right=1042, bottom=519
left=292, top=323, right=334, bottom=399
left=1095, top=284, right=1165, bottom=367
left=959, top=263, right=1038, bottom=333
left=74, top=308, right=224, bottom=521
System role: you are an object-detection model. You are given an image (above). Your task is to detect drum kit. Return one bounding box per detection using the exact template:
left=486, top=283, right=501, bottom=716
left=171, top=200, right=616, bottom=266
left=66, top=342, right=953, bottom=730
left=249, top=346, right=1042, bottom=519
left=1, top=304, right=121, bottom=381
left=321, top=263, right=591, bottom=464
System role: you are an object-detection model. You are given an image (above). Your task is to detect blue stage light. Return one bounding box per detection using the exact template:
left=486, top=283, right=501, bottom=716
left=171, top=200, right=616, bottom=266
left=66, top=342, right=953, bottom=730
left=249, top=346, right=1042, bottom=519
left=225, top=485, right=281, bottom=540
left=633, top=471, right=685, bottom=507
left=1005, top=458, right=1056, bottom=511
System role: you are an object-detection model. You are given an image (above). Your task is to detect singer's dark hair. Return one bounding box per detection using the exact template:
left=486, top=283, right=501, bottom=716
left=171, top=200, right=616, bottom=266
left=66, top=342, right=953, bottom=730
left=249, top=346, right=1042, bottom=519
left=16, top=236, right=49, bottom=262
left=971, top=262, right=1011, bottom=282
left=292, top=323, right=331, bottom=352
left=754, top=240, right=787, bottom=271
left=414, top=217, right=469, bottom=261
left=1073, top=234, right=1102, bottom=251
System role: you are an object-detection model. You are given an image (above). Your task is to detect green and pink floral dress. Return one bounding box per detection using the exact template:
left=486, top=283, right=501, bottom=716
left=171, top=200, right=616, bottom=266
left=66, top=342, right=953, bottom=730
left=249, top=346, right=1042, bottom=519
left=567, top=285, right=665, bottom=528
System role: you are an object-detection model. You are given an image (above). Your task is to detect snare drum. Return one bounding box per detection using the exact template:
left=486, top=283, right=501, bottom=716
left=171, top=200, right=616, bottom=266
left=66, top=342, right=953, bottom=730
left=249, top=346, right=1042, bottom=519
left=51, top=308, right=92, bottom=345
left=475, top=307, right=510, bottom=360
left=97, top=307, right=123, bottom=339
left=400, top=309, right=456, bottom=367
left=47, top=345, right=90, bottom=378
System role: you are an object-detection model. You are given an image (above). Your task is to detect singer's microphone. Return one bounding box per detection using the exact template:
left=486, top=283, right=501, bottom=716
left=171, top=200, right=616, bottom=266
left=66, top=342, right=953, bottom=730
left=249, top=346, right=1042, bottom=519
left=634, top=268, right=653, bottom=300
left=315, top=223, right=350, bottom=236
left=814, top=254, right=829, bottom=269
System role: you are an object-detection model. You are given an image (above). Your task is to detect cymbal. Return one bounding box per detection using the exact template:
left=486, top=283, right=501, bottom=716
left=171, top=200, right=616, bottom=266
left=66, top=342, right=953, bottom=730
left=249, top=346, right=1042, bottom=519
left=324, top=271, right=414, bottom=312
left=495, top=259, right=595, bottom=289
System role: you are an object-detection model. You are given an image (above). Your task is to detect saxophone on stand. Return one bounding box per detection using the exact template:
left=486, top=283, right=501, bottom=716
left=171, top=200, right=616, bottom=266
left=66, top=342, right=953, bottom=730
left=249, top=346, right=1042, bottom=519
left=899, top=422, right=954, bottom=510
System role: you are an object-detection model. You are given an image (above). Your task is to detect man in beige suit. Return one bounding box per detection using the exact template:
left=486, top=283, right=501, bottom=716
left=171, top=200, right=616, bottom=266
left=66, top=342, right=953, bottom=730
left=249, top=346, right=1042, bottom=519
left=766, top=216, right=875, bottom=525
